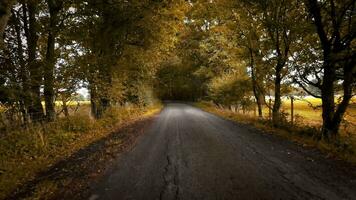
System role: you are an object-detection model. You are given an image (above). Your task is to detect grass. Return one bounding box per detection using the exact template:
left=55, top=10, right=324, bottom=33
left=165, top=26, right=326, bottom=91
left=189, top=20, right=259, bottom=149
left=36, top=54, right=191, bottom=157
left=270, top=97, right=356, bottom=125
left=0, top=103, right=162, bottom=199
left=195, top=100, right=356, bottom=164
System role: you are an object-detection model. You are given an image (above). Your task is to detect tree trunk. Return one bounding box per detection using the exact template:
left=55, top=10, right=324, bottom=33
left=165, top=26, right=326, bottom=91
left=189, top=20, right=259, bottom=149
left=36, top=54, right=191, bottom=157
left=44, top=29, right=56, bottom=121
left=256, top=94, right=264, bottom=118
left=249, top=48, right=263, bottom=118
left=320, top=59, right=354, bottom=141
left=12, top=8, right=30, bottom=124
left=89, top=82, right=100, bottom=119
left=96, top=73, right=111, bottom=118
left=44, top=0, right=61, bottom=122
left=26, top=2, right=44, bottom=122
left=305, top=0, right=355, bottom=141
left=320, top=60, right=336, bottom=140
left=272, top=62, right=283, bottom=126
left=0, top=0, right=16, bottom=47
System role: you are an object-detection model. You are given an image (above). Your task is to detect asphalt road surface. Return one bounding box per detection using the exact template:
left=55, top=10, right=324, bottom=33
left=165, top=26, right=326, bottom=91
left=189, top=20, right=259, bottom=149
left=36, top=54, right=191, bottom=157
left=89, top=103, right=356, bottom=200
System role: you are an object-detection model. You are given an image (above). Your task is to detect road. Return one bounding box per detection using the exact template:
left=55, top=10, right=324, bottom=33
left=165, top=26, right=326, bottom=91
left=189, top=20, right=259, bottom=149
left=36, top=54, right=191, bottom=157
left=88, top=103, right=356, bottom=200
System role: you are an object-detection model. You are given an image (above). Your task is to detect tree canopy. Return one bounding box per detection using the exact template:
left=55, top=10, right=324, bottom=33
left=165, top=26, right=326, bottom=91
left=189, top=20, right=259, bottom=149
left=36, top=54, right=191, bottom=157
left=0, top=0, right=355, bottom=140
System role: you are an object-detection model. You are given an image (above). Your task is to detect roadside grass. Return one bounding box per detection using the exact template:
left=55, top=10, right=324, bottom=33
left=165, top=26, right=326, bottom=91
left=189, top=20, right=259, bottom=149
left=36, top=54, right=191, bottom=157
left=195, top=101, right=356, bottom=164
left=0, top=103, right=162, bottom=199
left=267, top=97, right=356, bottom=125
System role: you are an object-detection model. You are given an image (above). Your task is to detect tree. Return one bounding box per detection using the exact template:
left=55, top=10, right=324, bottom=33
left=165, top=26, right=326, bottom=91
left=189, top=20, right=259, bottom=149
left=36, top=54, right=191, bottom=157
left=10, top=7, right=30, bottom=123
left=26, top=1, right=45, bottom=122
left=232, top=6, right=267, bottom=118
left=2, top=1, right=45, bottom=122
left=303, top=0, right=355, bottom=140
left=43, top=0, right=64, bottom=121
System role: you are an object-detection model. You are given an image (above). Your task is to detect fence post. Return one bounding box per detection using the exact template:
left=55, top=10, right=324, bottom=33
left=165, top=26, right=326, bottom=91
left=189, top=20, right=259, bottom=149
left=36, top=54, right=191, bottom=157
left=291, top=96, right=294, bottom=126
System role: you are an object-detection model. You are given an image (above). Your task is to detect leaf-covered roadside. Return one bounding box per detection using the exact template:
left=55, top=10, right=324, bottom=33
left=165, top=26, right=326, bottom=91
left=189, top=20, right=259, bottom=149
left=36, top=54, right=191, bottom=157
left=0, top=104, right=162, bottom=200
left=195, top=102, right=356, bottom=165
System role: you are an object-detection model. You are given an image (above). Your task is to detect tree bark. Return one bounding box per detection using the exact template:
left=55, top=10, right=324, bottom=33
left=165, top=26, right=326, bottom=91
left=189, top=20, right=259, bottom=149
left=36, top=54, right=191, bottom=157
left=330, top=61, right=354, bottom=134
left=272, top=62, right=283, bottom=126
left=320, top=60, right=336, bottom=140
left=97, top=69, right=111, bottom=118
left=12, top=8, right=30, bottom=124
left=89, top=82, right=100, bottom=119
left=249, top=48, right=263, bottom=118
left=25, top=2, right=45, bottom=122
left=320, top=58, right=354, bottom=140
left=44, top=0, right=62, bottom=121
left=44, top=30, right=56, bottom=121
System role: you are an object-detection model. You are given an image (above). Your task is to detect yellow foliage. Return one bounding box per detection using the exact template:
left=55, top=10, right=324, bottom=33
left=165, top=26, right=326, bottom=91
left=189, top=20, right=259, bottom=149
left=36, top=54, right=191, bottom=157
left=0, top=103, right=163, bottom=199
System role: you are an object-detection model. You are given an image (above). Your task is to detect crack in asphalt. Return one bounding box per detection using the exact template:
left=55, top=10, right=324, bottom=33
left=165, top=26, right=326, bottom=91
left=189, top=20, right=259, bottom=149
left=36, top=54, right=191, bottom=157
left=160, top=155, right=179, bottom=200
left=88, top=103, right=356, bottom=200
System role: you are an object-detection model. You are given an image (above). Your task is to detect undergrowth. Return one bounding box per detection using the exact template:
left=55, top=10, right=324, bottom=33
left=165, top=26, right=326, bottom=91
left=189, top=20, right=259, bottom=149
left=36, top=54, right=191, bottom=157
left=195, top=101, right=356, bottom=165
left=0, top=103, right=162, bottom=199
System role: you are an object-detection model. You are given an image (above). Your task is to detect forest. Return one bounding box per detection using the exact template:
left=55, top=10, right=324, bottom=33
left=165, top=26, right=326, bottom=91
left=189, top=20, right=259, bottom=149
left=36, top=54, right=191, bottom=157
left=0, top=0, right=355, bottom=199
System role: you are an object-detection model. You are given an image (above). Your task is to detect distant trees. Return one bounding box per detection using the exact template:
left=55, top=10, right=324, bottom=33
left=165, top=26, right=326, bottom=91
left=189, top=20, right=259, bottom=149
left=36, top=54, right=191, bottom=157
left=156, top=58, right=205, bottom=101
